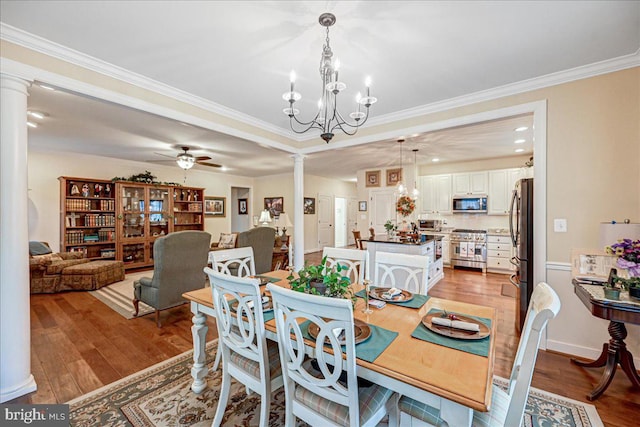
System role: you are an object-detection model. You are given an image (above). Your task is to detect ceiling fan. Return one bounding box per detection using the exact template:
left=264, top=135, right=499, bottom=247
left=148, top=146, right=222, bottom=170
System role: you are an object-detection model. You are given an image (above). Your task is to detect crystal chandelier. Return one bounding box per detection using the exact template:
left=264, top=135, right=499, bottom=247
left=397, top=139, right=406, bottom=195
left=411, top=149, right=420, bottom=200
left=282, top=13, right=378, bottom=143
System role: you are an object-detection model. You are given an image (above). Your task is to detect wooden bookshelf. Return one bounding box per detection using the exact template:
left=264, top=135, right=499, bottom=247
left=59, top=177, right=116, bottom=260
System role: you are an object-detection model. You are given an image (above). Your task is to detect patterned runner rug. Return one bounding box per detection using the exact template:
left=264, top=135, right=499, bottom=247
left=89, top=272, right=154, bottom=319
left=68, top=341, right=604, bottom=427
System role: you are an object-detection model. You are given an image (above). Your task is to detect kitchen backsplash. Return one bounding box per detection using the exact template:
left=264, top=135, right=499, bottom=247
left=417, top=213, right=509, bottom=231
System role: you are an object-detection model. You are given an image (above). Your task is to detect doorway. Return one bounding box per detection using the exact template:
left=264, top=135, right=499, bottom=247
left=230, top=186, right=251, bottom=232
left=334, top=197, right=347, bottom=248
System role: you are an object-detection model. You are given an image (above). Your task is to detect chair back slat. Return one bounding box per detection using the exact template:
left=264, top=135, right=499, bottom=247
left=269, top=284, right=361, bottom=425
left=205, top=268, right=266, bottom=365
left=373, top=251, right=429, bottom=295
left=504, top=282, right=561, bottom=426
left=209, top=246, right=256, bottom=277
left=322, top=247, right=369, bottom=284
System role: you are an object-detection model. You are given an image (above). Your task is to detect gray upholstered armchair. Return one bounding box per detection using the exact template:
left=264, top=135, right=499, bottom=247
left=236, top=227, right=275, bottom=274
left=133, top=230, right=211, bottom=327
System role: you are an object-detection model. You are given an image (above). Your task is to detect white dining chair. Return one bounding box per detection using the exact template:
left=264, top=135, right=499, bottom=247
left=268, top=283, right=398, bottom=427
left=322, top=246, right=369, bottom=284
left=207, top=247, right=257, bottom=371
left=208, top=246, right=256, bottom=277
left=373, top=251, right=429, bottom=295
left=395, top=282, right=561, bottom=427
left=205, top=268, right=283, bottom=427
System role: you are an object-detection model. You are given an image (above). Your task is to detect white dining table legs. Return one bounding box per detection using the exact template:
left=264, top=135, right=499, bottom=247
left=189, top=301, right=220, bottom=394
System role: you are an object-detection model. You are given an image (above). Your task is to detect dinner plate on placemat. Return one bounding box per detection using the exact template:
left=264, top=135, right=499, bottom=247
left=308, top=318, right=371, bottom=345
left=369, top=287, right=414, bottom=303
left=422, top=313, right=490, bottom=340
left=231, top=296, right=273, bottom=313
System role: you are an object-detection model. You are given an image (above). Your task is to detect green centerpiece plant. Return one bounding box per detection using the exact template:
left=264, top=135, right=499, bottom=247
left=287, top=256, right=353, bottom=302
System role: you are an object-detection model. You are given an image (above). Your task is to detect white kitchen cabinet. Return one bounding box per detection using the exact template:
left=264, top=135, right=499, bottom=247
left=419, top=174, right=451, bottom=214
left=486, top=234, right=515, bottom=273
left=452, top=172, right=488, bottom=195
left=488, top=168, right=523, bottom=215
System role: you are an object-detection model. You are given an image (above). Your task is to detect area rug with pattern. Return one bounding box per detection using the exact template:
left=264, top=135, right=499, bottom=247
left=89, top=272, right=154, bottom=319
left=67, top=340, right=604, bottom=427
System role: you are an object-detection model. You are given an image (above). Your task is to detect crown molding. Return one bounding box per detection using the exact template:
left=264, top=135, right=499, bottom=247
left=2, top=22, right=638, bottom=148
left=0, top=23, right=293, bottom=140
left=362, top=49, right=640, bottom=130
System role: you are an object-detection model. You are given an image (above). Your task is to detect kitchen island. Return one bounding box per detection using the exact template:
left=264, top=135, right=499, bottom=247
left=366, top=235, right=443, bottom=291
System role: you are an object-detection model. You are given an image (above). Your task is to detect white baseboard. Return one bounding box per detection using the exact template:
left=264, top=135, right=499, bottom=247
left=304, top=248, right=320, bottom=254
left=0, top=375, right=37, bottom=403
left=547, top=339, right=640, bottom=367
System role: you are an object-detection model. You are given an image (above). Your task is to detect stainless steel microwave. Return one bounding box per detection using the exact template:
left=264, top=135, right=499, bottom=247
left=452, top=195, right=487, bottom=213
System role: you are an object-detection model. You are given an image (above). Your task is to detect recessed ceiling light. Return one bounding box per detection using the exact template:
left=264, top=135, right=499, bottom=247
left=27, top=111, right=48, bottom=119
left=514, top=139, right=525, bottom=144
left=38, top=84, right=55, bottom=91
left=26, top=121, right=38, bottom=128
left=515, top=148, right=525, bottom=153
left=515, top=126, right=528, bottom=132
left=220, top=166, right=228, bottom=172
left=432, top=158, right=440, bottom=162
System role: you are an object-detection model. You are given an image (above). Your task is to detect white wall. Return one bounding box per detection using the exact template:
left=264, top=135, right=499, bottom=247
left=253, top=173, right=357, bottom=253
left=27, top=150, right=254, bottom=249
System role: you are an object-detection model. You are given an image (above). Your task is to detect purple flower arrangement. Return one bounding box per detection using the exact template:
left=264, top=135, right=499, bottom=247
left=605, top=238, right=640, bottom=277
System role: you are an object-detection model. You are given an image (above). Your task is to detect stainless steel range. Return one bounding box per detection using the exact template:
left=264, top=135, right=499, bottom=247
left=450, top=229, right=487, bottom=273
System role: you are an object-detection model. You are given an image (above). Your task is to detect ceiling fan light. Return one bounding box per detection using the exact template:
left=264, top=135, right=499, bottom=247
left=176, top=153, right=195, bottom=170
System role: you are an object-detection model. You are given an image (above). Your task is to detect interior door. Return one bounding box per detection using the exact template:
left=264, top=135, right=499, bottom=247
left=370, top=189, right=396, bottom=234
left=317, top=193, right=334, bottom=249
left=347, top=197, right=358, bottom=245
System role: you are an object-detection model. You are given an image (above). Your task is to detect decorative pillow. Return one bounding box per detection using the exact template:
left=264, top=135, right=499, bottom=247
left=29, top=241, right=52, bottom=256
left=31, top=253, right=63, bottom=264
left=218, top=233, right=237, bottom=249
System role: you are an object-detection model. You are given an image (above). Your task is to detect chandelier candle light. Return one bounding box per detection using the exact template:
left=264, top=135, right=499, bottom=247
left=282, top=13, right=377, bottom=143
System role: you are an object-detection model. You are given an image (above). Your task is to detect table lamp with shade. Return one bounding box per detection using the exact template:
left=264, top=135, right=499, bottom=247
left=258, top=209, right=272, bottom=227
left=274, top=213, right=293, bottom=248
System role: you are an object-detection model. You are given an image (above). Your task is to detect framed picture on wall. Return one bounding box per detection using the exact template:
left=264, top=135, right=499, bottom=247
left=359, top=201, right=367, bottom=211
left=205, top=196, right=226, bottom=217
left=264, top=196, right=284, bottom=217
left=304, top=197, right=316, bottom=214
left=386, top=168, right=403, bottom=186
left=365, top=170, right=381, bottom=187
left=238, top=198, right=248, bottom=215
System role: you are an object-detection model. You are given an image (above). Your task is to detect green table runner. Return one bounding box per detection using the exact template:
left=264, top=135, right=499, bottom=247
left=411, top=309, right=491, bottom=357
left=299, top=320, right=398, bottom=363
left=355, top=287, right=430, bottom=309
left=254, top=275, right=281, bottom=283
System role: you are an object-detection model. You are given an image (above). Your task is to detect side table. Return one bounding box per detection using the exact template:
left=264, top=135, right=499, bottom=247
left=571, top=279, right=640, bottom=400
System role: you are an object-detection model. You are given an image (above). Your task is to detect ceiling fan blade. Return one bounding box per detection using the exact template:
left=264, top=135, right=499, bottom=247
left=195, top=156, right=211, bottom=161
left=146, top=159, right=175, bottom=163
left=153, top=152, right=177, bottom=159
left=196, top=160, right=222, bottom=168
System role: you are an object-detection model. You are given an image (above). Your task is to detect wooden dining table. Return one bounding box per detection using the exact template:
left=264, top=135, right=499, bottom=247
left=182, top=269, right=497, bottom=426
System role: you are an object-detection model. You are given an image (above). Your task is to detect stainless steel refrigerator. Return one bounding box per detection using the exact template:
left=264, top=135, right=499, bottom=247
left=509, top=178, right=534, bottom=333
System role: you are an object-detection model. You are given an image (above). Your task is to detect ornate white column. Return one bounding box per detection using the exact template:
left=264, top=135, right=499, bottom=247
left=292, top=154, right=305, bottom=270
left=0, top=74, right=36, bottom=402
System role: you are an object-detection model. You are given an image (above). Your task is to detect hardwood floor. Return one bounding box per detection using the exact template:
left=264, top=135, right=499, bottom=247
left=10, top=252, right=639, bottom=426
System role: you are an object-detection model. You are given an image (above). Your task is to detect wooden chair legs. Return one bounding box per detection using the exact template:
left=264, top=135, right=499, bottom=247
left=155, top=310, right=161, bottom=328
left=133, top=298, right=139, bottom=316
